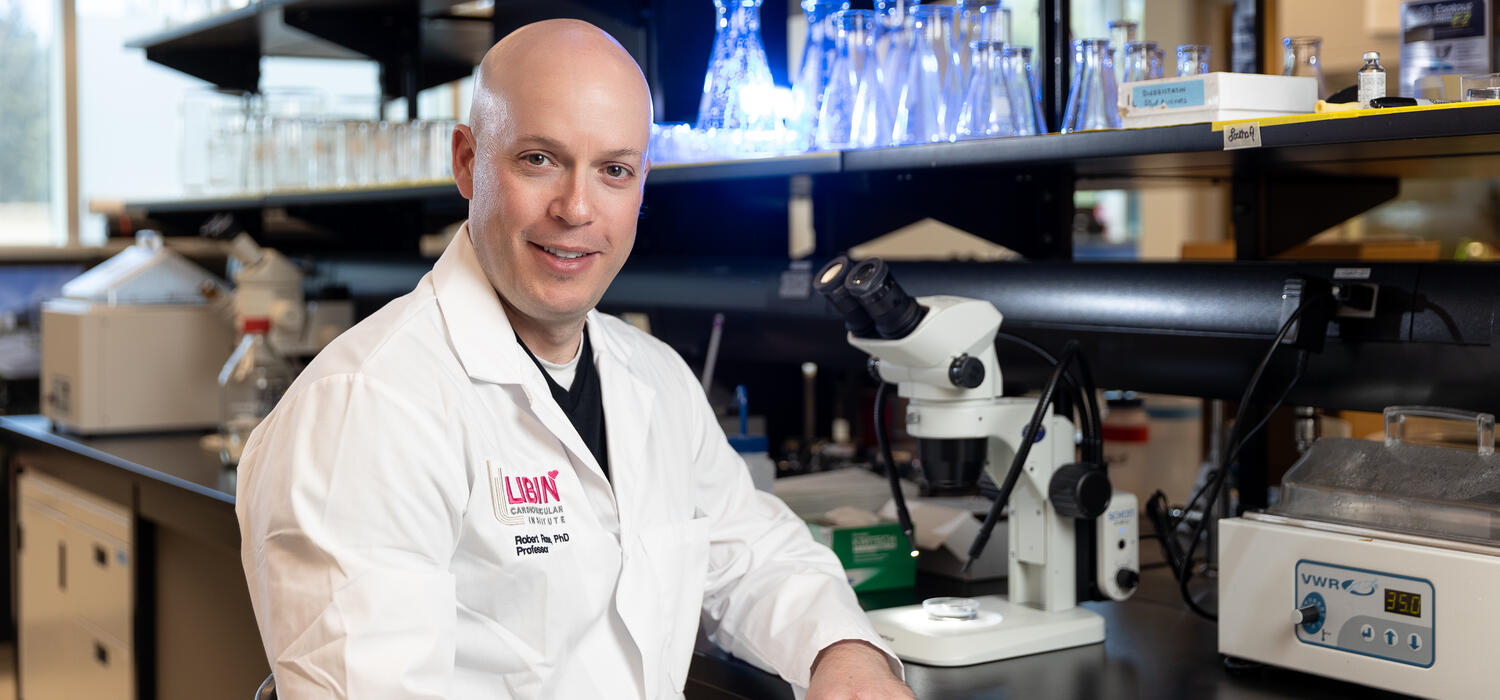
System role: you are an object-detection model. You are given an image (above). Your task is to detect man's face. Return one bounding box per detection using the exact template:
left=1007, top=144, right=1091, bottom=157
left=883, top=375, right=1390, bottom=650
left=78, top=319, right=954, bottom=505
left=454, top=67, right=650, bottom=327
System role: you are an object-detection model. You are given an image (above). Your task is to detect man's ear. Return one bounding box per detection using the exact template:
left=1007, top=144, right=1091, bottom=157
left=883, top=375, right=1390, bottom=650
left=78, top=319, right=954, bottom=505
left=453, top=124, right=477, bottom=200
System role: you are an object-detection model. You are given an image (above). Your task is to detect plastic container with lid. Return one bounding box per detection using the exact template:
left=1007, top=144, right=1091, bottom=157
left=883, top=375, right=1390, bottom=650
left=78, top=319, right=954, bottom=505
left=1271, top=406, right=1500, bottom=546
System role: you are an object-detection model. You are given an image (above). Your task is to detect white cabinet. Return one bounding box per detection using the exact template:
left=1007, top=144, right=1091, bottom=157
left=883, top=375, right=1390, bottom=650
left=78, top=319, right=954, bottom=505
left=18, top=472, right=134, bottom=700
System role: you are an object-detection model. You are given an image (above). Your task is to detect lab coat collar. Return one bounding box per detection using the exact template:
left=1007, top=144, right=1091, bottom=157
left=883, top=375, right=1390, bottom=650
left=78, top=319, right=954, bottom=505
left=432, top=222, right=530, bottom=386
left=433, top=223, right=655, bottom=514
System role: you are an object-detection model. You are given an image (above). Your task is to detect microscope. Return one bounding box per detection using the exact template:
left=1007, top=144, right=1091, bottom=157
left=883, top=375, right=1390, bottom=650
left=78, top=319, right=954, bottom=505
left=815, top=256, right=1140, bottom=666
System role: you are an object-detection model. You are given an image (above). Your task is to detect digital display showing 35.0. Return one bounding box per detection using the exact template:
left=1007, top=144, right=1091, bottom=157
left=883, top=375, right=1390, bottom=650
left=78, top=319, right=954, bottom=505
left=1384, top=588, right=1422, bottom=618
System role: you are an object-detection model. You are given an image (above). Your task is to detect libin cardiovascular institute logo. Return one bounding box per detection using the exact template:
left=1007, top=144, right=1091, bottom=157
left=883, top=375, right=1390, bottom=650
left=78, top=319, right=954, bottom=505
left=488, top=461, right=568, bottom=526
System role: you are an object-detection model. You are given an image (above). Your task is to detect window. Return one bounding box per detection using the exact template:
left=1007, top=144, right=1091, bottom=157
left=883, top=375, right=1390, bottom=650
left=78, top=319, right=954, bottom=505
left=0, top=0, right=55, bottom=245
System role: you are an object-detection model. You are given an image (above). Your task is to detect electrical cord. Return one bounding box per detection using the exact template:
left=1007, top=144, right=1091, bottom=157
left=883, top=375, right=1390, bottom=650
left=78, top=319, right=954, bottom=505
left=874, top=382, right=918, bottom=555
left=995, top=332, right=1103, bottom=466
left=963, top=340, right=1082, bottom=574
left=1172, top=303, right=1313, bottom=621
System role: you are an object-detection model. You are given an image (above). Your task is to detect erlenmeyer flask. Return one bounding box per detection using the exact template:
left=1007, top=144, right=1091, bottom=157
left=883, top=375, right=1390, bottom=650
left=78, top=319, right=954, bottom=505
left=1121, top=40, right=1158, bottom=83
left=957, top=40, right=1015, bottom=140
left=791, top=0, right=851, bottom=144
left=817, top=10, right=890, bottom=149
left=1176, top=44, right=1210, bottom=77
left=1107, top=20, right=1137, bottom=82
left=1001, top=46, right=1042, bottom=136
left=1061, top=39, right=1121, bottom=133
left=698, top=0, right=779, bottom=131
left=875, top=0, right=921, bottom=109
left=957, top=0, right=1009, bottom=86
left=893, top=4, right=960, bottom=144
left=1283, top=36, right=1327, bottom=99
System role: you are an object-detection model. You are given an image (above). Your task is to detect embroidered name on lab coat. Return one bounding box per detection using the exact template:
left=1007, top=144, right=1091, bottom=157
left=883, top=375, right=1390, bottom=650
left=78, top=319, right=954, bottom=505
left=487, top=461, right=568, bottom=529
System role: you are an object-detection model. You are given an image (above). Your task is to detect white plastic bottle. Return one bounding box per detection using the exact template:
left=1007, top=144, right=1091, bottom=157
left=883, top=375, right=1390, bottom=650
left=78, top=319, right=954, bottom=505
left=218, top=317, right=294, bottom=466
left=1358, top=51, right=1386, bottom=109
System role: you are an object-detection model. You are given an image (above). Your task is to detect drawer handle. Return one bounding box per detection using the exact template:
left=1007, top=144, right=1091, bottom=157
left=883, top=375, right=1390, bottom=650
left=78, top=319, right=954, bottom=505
left=94, top=544, right=107, bottom=567
left=95, top=640, right=109, bottom=666
left=58, top=542, right=66, bottom=591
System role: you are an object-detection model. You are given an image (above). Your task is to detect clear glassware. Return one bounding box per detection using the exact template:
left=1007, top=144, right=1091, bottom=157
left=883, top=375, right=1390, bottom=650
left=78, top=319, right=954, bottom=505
left=218, top=318, right=294, bottom=467
left=957, top=0, right=1009, bottom=85
left=875, top=0, right=922, bottom=109
left=1001, top=45, right=1043, bottom=135
left=1149, top=44, right=1165, bottom=79
left=698, top=0, right=779, bottom=131
left=1107, top=20, right=1138, bottom=81
left=817, top=10, right=891, bottom=150
left=1121, top=40, right=1159, bottom=83
left=893, top=4, right=960, bottom=144
left=1282, top=36, right=1327, bottom=99
left=1461, top=73, right=1500, bottom=101
left=1175, top=44, right=1210, bottom=77
left=956, top=40, right=1015, bottom=140
left=312, top=118, right=343, bottom=190
left=180, top=88, right=250, bottom=195
left=1062, top=39, right=1121, bottom=133
left=262, top=89, right=325, bottom=192
left=791, top=0, right=851, bottom=145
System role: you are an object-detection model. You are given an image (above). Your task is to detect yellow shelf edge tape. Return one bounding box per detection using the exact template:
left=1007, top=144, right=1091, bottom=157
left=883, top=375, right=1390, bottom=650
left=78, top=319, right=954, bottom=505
left=1210, top=99, right=1500, bottom=132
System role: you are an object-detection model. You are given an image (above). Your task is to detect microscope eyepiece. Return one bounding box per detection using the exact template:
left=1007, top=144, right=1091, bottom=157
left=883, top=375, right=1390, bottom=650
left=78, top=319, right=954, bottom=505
left=844, top=258, right=927, bottom=339
left=814, top=256, right=878, bottom=338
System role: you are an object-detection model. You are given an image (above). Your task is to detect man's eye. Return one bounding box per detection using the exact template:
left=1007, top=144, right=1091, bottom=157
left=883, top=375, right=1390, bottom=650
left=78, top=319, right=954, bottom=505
left=525, top=153, right=550, bottom=166
left=604, top=165, right=629, bottom=178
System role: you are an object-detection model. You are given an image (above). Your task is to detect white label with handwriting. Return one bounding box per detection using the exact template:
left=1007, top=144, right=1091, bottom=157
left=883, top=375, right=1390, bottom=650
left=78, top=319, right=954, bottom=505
left=1222, top=123, right=1262, bottom=150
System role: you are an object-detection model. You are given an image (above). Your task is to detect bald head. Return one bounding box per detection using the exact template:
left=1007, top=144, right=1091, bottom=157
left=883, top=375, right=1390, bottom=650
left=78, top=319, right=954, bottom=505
left=469, top=19, right=653, bottom=143
left=451, top=19, right=653, bottom=359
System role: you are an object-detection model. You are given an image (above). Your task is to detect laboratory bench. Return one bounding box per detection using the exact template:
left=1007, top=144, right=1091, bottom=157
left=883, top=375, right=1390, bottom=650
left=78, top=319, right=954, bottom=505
left=1, top=415, right=1415, bottom=700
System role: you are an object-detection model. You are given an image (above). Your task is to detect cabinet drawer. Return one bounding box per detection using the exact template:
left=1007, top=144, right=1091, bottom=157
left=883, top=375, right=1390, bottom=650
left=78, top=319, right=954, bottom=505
left=18, top=502, right=71, bottom=700
left=65, top=522, right=132, bottom=643
left=68, top=621, right=134, bottom=700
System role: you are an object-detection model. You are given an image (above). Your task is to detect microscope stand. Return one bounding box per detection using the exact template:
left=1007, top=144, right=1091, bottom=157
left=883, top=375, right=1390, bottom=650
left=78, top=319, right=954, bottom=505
left=866, top=595, right=1105, bottom=666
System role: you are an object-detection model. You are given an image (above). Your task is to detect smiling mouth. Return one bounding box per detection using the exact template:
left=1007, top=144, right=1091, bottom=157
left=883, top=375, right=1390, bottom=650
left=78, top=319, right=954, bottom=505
left=532, top=242, right=594, bottom=260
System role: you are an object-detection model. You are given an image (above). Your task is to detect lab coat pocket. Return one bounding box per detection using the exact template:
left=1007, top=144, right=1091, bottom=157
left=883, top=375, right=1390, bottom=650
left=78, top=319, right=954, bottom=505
left=636, top=516, right=711, bottom=693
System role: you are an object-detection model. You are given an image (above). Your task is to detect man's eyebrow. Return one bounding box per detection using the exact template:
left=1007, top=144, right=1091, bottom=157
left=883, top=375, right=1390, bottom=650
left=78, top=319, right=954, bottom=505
left=514, top=134, right=642, bottom=162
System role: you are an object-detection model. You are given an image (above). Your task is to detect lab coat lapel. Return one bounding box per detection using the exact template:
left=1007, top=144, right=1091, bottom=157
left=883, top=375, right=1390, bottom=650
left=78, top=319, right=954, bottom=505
left=587, top=313, right=656, bottom=532
left=432, top=223, right=617, bottom=497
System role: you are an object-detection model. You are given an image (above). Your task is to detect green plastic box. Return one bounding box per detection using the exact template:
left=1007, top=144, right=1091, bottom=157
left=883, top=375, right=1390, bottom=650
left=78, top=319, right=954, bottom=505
left=807, top=520, right=916, bottom=592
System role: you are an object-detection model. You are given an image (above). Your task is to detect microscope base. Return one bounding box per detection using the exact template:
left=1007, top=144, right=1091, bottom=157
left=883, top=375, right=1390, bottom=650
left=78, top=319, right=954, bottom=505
left=866, top=595, right=1104, bottom=667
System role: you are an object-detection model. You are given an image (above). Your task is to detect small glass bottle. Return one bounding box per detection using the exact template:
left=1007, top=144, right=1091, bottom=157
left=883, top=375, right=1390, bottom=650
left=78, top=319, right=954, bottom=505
left=1358, top=51, right=1386, bottom=108
left=218, top=318, right=295, bottom=467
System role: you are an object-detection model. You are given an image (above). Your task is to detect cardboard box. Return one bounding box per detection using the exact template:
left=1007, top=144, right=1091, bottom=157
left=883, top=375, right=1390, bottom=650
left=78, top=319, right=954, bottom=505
left=1119, top=73, right=1318, bottom=128
left=807, top=521, right=916, bottom=592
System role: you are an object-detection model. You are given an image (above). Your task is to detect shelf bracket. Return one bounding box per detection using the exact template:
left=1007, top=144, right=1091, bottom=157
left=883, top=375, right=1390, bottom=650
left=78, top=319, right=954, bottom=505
left=1232, top=169, right=1399, bottom=260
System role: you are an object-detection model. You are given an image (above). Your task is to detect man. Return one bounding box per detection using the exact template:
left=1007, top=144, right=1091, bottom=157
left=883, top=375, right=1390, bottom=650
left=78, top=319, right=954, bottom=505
left=236, top=19, right=913, bottom=700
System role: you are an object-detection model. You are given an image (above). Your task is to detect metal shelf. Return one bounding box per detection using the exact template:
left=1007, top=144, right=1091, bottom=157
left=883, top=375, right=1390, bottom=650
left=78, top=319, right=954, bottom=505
left=127, top=0, right=493, bottom=108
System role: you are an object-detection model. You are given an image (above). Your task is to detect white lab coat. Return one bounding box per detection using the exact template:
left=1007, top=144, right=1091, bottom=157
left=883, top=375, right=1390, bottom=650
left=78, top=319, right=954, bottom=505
left=236, top=223, right=896, bottom=699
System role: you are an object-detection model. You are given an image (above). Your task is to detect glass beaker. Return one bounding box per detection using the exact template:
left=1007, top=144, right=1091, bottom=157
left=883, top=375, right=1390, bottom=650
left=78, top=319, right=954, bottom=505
left=957, top=0, right=1009, bottom=85
left=957, top=40, right=1015, bottom=140
left=1283, top=36, right=1327, bottom=99
left=1176, top=44, right=1210, bottom=76
left=1149, top=44, right=1165, bottom=79
left=792, top=0, right=851, bottom=145
left=698, top=0, right=779, bottom=131
left=817, top=10, right=890, bottom=149
left=1121, top=40, right=1159, bottom=83
left=893, top=4, right=961, bottom=144
left=1001, top=45, right=1044, bottom=135
left=1062, top=39, right=1121, bottom=133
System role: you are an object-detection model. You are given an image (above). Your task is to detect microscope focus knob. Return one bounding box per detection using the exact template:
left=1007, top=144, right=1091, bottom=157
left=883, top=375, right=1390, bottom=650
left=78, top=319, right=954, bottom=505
left=947, top=355, right=985, bottom=389
left=1048, top=464, right=1112, bottom=519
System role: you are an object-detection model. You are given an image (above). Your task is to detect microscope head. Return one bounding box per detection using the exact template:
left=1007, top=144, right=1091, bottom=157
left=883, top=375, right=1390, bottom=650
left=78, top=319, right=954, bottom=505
left=817, top=256, right=1007, bottom=495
